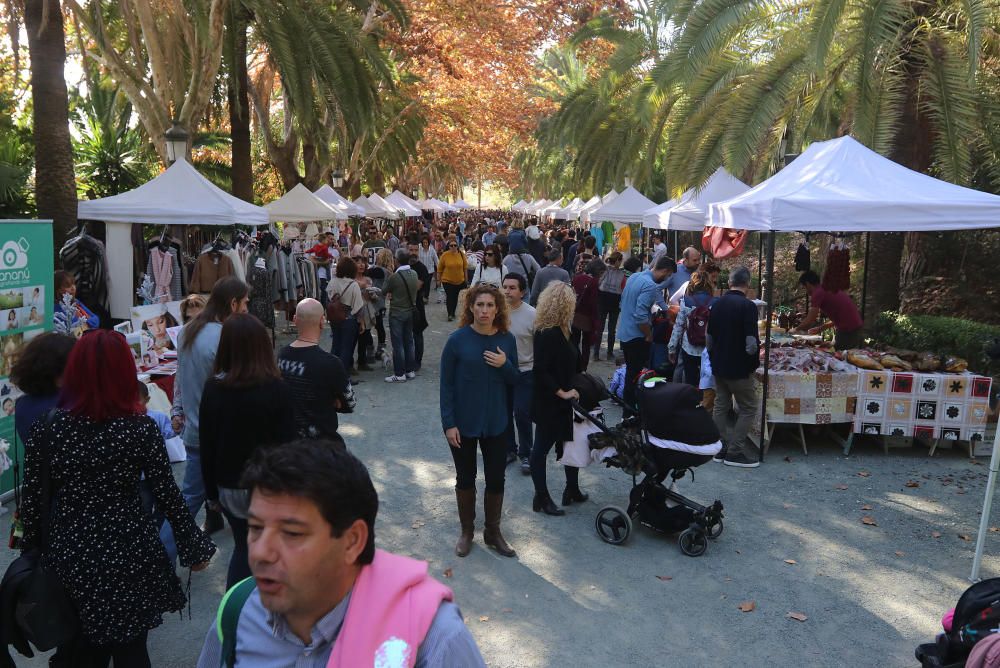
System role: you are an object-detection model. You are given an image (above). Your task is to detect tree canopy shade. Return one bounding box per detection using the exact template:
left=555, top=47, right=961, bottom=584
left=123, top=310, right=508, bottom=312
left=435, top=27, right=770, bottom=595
left=708, top=137, right=1000, bottom=232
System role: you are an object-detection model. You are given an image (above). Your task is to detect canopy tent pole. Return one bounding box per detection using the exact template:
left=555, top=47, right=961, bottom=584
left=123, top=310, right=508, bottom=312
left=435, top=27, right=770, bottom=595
left=757, top=233, right=764, bottom=287
left=758, top=231, right=776, bottom=463
left=971, top=426, right=1000, bottom=581
left=860, top=232, right=871, bottom=324
left=674, top=230, right=679, bottom=262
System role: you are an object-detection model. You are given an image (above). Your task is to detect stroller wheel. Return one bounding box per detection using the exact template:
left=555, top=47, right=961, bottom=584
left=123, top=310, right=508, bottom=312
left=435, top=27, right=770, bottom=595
left=679, top=528, right=708, bottom=557
left=595, top=506, right=632, bottom=545
left=706, top=519, right=724, bottom=539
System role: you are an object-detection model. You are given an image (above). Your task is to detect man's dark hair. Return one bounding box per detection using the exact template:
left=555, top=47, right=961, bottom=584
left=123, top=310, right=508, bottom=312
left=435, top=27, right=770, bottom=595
left=504, top=272, right=527, bottom=292
left=623, top=256, right=642, bottom=273
left=653, top=255, right=676, bottom=272
left=583, top=236, right=596, bottom=250
left=242, top=439, right=378, bottom=565
left=567, top=229, right=576, bottom=239
left=546, top=245, right=563, bottom=263
left=10, top=332, right=75, bottom=396
left=799, top=270, right=821, bottom=286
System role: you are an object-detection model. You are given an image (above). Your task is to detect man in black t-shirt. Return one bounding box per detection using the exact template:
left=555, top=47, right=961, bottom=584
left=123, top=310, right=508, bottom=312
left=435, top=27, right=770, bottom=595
left=277, top=299, right=355, bottom=443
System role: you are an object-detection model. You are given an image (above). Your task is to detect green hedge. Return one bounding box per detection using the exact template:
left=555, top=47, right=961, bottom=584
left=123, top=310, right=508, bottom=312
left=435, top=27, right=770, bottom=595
left=874, top=312, right=1000, bottom=376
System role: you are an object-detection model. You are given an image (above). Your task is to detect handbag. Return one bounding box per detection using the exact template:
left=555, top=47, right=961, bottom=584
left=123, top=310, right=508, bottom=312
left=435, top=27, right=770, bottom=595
left=3, top=409, right=79, bottom=653
left=326, top=280, right=353, bottom=325
left=400, top=271, right=427, bottom=332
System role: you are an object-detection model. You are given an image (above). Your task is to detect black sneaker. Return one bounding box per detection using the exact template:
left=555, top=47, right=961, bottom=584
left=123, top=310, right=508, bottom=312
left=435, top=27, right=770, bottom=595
left=712, top=447, right=728, bottom=463
left=506, top=452, right=517, bottom=465
left=520, top=457, right=530, bottom=475
left=723, top=452, right=760, bottom=468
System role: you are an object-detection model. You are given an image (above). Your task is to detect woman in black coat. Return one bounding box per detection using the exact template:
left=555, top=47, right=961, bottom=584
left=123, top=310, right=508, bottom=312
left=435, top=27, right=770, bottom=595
left=530, top=281, right=588, bottom=516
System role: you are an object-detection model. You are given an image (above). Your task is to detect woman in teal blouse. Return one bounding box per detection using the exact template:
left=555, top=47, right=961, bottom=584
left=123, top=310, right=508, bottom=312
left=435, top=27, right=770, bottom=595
left=440, top=284, right=519, bottom=559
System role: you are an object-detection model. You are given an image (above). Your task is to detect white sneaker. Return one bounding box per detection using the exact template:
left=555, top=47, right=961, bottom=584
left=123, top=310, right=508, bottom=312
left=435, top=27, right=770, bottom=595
left=384, top=375, right=407, bottom=383
left=406, top=371, right=416, bottom=379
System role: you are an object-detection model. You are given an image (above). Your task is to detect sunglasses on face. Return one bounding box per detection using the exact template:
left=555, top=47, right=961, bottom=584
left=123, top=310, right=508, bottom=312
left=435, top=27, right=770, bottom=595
left=449, top=244, right=457, bottom=248
left=484, top=252, right=494, bottom=256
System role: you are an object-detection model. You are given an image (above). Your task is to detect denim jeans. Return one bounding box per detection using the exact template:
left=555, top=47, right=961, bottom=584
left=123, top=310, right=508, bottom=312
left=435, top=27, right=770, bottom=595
left=530, top=421, right=573, bottom=497
left=450, top=433, right=507, bottom=494
left=389, top=310, right=416, bottom=377
left=330, top=314, right=358, bottom=368
left=159, top=444, right=206, bottom=565
left=218, top=490, right=251, bottom=589
left=414, top=329, right=424, bottom=371
left=506, top=370, right=534, bottom=457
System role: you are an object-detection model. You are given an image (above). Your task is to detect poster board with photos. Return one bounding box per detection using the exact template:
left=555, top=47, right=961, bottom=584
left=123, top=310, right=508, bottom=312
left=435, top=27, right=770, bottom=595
left=130, top=301, right=182, bottom=357
left=0, top=220, right=54, bottom=497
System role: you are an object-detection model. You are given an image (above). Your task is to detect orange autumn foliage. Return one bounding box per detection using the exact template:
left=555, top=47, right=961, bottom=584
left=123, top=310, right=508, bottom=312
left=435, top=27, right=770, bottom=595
left=386, top=0, right=626, bottom=190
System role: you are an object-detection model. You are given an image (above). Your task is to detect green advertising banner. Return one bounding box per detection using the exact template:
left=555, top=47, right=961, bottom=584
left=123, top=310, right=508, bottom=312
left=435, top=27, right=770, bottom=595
left=0, top=220, right=54, bottom=498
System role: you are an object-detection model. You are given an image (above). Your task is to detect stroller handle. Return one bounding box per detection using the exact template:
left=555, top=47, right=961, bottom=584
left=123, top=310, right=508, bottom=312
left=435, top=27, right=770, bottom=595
left=571, top=400, right=612, bottom=432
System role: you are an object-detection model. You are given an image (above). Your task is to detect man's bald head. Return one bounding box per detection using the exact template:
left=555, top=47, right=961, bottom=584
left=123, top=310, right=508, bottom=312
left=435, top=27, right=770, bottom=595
left=682, top=246, right=702, bottom=269
left=295, top=298, right=324, bottom=329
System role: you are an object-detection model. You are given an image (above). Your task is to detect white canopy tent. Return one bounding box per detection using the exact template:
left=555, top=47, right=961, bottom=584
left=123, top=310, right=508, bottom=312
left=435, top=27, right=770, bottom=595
left=709, top=136, right=1000, bottom=232
left=353, top=196, right=385, bottom=218
left=264, top=183, right=342, bottom=223
left=554, top=197, right=584, bottom=220
left=314, top=185, right=363, bottom=217
left=418, top=198, right=449, bottom=212
left=644, top=168, right=750, bottom=231
left=577, top=195, right=603, bottom=223
left=700, top=136, right=1000, bottom=580
left=76, top=158, right=269, bottom=319
left=525, top=199, right=552, bottom=216
left=589, top=186, right=658, bottom=226
left=366, top=193, right=402, bottom=220
left=539, top=200, right=565, bottom=220
left=511, top=199, right=528, bottom=212
left=453, top=199, right=473, bottom=210
left=384, top=191, right=423, bottom=217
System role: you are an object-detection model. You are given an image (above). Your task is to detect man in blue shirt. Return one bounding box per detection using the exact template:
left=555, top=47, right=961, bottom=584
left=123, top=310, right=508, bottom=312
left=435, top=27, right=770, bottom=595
left=663, top=246, right=702, bottom=297
left=617, top=255, right=676, bottom=412
left=482, top=225, right=497, bottom=247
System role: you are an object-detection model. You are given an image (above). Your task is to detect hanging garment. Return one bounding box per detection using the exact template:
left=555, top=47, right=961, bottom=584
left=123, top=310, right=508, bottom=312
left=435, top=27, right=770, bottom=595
left=794, top=242, right=810, bottom=271
left=701, top=226, right=748, bottom=259
left=247, top=261, right=275, bottom=328
left=148, top=247, right=175, bottom=303
left=60, top=232, right=111, bottom=311
left=822, top=244, right=851, bottom=292
left=224, top=248, right=246, bottom=283
left=190, top=251, right=235, bottom=293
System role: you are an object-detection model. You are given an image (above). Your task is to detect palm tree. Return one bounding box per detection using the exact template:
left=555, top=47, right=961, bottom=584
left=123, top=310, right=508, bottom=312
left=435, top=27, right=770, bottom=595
left=24, top=0, right=77, bottom=241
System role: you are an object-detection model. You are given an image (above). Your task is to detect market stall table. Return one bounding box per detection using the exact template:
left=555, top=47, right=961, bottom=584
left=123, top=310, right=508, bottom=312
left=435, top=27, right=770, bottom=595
left=755, top=367, right=860, bottom=454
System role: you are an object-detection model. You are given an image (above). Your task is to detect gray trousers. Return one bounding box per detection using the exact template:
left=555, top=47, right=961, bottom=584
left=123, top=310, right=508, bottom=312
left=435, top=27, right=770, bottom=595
left=712, top=376, right=759, bottom=459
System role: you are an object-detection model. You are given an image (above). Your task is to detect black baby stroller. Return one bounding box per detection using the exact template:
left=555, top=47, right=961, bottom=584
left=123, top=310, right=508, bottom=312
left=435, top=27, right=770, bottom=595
left=572, top=372, right=725, bottom=557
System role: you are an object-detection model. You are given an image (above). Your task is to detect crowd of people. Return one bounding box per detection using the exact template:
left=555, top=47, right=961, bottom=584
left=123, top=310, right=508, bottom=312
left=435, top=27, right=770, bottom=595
left=3, top=207, right=868, bottom=666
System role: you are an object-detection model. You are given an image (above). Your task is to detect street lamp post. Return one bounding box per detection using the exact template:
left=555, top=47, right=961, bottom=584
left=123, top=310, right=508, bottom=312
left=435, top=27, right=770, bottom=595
left=331, top=168, right=345, bottom=189
left=164, top=121, right=189, bottom=165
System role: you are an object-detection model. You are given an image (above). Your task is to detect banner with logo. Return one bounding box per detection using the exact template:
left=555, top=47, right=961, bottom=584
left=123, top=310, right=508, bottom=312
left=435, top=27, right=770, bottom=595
left=0, top=220, right=54, bottom=498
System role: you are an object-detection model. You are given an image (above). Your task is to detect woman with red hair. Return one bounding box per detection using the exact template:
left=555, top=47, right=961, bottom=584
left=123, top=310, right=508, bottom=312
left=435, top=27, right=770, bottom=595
left=19, top=329, right=216, bottom=666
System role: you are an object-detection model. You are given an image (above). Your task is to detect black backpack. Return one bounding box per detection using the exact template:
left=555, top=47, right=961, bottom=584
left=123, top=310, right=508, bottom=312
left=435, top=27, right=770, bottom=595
left=916, top=577, right=1000, bottom=667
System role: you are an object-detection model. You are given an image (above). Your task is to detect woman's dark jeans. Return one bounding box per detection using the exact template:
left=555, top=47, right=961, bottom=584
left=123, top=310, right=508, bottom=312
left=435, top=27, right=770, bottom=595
left=530, top=421, right=574, bottom=498
left=330, top=314, right=358, bottom=368
left=596, top=290, right=621, bottom=357
left=219, top=505, right=251, bottom=589
left=450, top=433, right=507, bottom=494
left=443, top=282, right=464, bottom=318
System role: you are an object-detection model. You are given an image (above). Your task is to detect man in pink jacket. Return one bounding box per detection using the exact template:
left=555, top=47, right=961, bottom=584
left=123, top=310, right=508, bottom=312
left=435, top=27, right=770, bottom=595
left=196, top=439, right=484, bottom=667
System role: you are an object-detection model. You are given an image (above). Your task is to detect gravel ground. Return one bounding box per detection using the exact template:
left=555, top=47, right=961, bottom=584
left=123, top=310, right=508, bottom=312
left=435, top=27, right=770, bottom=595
left=3, top=298, right=999, bottom=667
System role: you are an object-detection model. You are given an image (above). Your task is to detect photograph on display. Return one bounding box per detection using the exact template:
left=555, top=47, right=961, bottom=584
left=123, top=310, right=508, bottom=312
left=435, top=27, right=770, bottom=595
left=24, top=285, right=44, bottom=308
left=125, top=332, right=145, bottom=369
left=114, top=321, right=133, bottom=335
left=130, top=302, right=182, bottom=354
left=24, top=305, right=43, bottom=326
left=0, top=332, right=24, bottom=377
left=0, top=289, right=22, bottom=310
left=1, top=308, right=19, bottom=332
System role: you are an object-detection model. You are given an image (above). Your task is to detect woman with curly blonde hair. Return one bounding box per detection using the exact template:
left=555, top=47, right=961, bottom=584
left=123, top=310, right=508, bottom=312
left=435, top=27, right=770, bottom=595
left=530, top=281, right=587, bottom=516
left=440, top=284, right=520, bottom=558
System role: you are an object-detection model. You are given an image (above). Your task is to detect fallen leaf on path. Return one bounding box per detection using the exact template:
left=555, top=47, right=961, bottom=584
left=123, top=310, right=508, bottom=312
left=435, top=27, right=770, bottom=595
left=784, top=456, right=792, bottom=462
left=904, top=480, right=920, bottom=488
left=478, top=616, right=489, bottom=622
left=738, top=601, right=756, bottom=612
left=862, top=516, right=877, bottom=526
left=958, top=488, right=966, bottom=495
left=932, top=531, right=942, bottom=538
left=959, top=534, right=971, bottom=542
left=835, top=484, right=849, bottom=490
left=784, top=559, right=797, bottom=565
left=411, top=520, right=425, bottom=529
left=655, top=575, right=673, bottom=581
left=862, top=504, right=873, bottom=510
left=782, top=503, right=795, bottom=509
left=894, top=551, right=905, bottom=557
left=787, top=612, right=808, bottom=622
left=443, top=568, right=453, bottom=578
left=502, top=609, right=512, bottom=614
left=858, top=471, right=871, bottom=477
left=990, top=527, right=1000, bottom=533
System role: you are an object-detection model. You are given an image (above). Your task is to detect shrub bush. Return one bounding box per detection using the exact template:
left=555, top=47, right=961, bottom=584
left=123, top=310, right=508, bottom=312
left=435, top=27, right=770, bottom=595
left=874, top=311, right=1000, bottom=376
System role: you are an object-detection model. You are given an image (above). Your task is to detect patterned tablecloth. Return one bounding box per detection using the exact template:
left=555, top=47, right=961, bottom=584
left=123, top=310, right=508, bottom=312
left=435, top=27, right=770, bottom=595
left=853, top=370, right=992, bottom=442
left=755, top=370, right=859, bottom=424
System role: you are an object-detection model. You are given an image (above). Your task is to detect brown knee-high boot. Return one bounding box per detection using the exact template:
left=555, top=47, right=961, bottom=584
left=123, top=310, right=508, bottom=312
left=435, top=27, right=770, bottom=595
left=483, top=492, right=516, bottom=558
left=455, top=488, right=476, bottom=557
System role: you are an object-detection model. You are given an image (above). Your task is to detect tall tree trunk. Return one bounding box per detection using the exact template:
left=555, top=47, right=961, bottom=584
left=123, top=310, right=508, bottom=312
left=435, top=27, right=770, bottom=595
left=227, top=4, right=253, bottom=201
left=864, top=44, right=934, bottom=329
left=25, top=0, right=77, bottom=243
